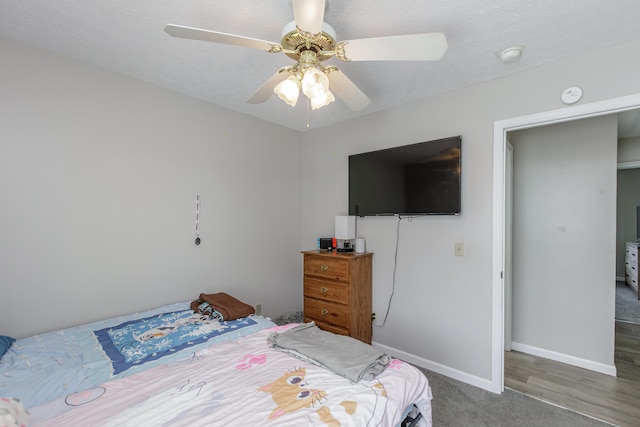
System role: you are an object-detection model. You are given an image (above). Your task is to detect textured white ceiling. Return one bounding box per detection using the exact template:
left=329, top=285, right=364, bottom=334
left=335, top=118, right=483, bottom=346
left=1, top=0, right=640, bottom=132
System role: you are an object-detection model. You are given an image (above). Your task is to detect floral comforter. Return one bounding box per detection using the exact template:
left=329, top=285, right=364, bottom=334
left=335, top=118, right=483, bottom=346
left=31, top=325, right=433, bottom=426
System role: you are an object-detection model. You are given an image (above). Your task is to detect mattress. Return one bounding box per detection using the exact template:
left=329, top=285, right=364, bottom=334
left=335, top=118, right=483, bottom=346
left=30, top=324, right=433, bottom=426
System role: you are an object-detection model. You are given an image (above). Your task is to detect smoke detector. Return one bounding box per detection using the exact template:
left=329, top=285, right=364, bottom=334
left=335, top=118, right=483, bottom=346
left=497, top=45, right=525, bottom=63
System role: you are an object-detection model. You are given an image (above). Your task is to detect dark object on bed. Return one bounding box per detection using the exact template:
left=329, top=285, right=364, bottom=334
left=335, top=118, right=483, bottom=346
left=401, top=404, right=424, bottom=427
left=190, top=292, right=255, bottom=320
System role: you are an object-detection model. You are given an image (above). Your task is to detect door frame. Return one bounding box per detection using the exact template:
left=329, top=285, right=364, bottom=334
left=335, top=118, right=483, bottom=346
left=504, top=141, right=513, bottom=352
left=491, top=93, right=640, bottom=393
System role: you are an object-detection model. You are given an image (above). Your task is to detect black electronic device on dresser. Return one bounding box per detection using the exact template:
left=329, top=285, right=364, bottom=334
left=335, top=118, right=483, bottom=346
left=318, top=237, right=334, bottom=250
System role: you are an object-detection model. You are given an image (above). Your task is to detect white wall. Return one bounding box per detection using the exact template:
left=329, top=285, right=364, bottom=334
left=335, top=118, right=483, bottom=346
left=0, top=37, right=303, bottom=338
left=301, top=39, right=640, bottom=387
left=510, top=116, right=617, bottom=370
left=618, top=137, right=640, bottom=163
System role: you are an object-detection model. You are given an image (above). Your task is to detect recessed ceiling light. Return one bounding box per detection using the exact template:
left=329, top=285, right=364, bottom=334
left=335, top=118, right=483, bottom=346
left=497, top=45, right=525, bottom=63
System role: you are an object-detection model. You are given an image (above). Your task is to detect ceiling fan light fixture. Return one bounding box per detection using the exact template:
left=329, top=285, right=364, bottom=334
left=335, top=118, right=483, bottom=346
left=310, top=88, right=335, bottom=110
left=301, top=67, right=329, bottom=99
left=166, top=1, right=448, bottom=116
left=274, top=75, right=301, bottom=107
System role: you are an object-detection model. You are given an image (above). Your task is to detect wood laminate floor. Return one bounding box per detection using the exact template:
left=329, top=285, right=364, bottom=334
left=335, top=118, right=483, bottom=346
left=505, top=321, right=640, bottom=427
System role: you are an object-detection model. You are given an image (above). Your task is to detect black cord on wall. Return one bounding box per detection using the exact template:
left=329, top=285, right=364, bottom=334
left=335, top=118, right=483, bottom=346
left=374, top=215, right=426, bottom=328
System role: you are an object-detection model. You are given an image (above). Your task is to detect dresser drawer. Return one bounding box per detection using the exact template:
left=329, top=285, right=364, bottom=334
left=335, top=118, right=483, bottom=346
left=305, top=317, right=349, bottom=337
left=303, top=255, right=349, bottom=281
left=304, top=297, right=349, bottom=329
left=304, top=277, right=348, bottom=304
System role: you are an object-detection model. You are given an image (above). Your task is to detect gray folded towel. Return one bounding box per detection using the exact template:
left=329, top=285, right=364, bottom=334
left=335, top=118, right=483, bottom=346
left=268, top=322, right=390, bottom=383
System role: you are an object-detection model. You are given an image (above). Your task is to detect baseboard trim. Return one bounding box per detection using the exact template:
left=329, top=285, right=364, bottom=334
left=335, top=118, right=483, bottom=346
left=372, top=341, right=495, bottom=393
left=510, top=342, right=617, bottom=377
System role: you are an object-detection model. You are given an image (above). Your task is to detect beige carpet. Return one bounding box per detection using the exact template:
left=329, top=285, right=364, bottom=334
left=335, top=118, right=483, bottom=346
left=421, top=367, right=610, bottom=426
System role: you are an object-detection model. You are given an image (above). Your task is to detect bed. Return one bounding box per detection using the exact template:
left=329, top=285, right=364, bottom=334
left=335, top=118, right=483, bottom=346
left=0, top=298, right=432, bottom=426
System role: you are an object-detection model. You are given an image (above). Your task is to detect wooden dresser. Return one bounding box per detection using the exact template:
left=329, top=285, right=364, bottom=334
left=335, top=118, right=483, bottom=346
left=302, top=250, right=372, bottom=344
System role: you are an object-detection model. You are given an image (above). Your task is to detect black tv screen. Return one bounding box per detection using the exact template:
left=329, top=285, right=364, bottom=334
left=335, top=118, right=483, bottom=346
left=637, top=205, right=640, bottom=240
left=349, top=136, right=461, bottom=216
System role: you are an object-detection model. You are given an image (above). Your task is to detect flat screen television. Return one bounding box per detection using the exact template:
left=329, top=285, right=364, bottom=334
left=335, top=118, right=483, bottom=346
left=349, top=136, right=461, bottom=216
left=637, top=205, right=640, bottom=241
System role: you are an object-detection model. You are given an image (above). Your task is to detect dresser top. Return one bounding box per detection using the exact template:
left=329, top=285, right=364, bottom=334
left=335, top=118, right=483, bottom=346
left=302, top=250, right=373, bottom=259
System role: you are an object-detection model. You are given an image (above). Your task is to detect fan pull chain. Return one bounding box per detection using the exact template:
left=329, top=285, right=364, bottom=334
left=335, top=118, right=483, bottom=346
left=306, top=97, right=310, bottom=129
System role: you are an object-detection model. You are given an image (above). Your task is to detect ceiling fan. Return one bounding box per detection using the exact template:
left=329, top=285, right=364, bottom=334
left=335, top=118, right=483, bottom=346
left=164, top=0, right=447, bottom=111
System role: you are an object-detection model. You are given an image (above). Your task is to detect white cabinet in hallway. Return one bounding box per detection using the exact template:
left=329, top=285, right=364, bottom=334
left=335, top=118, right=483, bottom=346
left=625, top=242, right=639, bottom=297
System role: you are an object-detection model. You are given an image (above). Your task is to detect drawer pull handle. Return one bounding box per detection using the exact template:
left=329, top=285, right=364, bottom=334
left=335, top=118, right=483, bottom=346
left=321, top=308, right=329, bottom=316
left=320, top=286, right=328, bottom=294
left=320, top=265, right=329, bottom=271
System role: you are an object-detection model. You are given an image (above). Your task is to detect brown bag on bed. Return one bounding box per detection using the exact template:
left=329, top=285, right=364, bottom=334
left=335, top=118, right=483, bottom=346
left=190, top=292, right=255, bottom=320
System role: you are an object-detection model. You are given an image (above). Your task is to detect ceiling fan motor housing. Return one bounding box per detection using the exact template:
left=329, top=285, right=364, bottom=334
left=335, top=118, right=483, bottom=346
left=280, top=20, right=336, bottom=62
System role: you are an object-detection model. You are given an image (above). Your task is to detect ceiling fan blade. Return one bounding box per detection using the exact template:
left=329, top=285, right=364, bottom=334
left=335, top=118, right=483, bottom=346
left=164, top=24, right=280, bottom=52
left=327, top=69, right=371, bottom=111
left=292, top=0, right=325, bottom=34
left=247, top=67, right=296, bottom=104
left=339, top=32, right=448, bottom=61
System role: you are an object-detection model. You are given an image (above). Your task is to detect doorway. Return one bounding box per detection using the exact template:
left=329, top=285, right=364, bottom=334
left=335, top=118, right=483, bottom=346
left=615, top=166, right=640, bottom=320
left=505, top=114, right=618, bottom=374
left=491, top=93, right=640, bottom=393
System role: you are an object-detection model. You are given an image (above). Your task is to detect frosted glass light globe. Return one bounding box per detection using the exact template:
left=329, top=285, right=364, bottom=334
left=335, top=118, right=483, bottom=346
left=274, top=75, right=301, bottom=107
left=310, top=89, right=335, bottom=110
left=301, top=68, right=329, bottom=99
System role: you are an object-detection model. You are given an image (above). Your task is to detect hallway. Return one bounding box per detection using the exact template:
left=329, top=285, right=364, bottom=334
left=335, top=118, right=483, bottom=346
left=504, top=284, right=640, bottom=426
